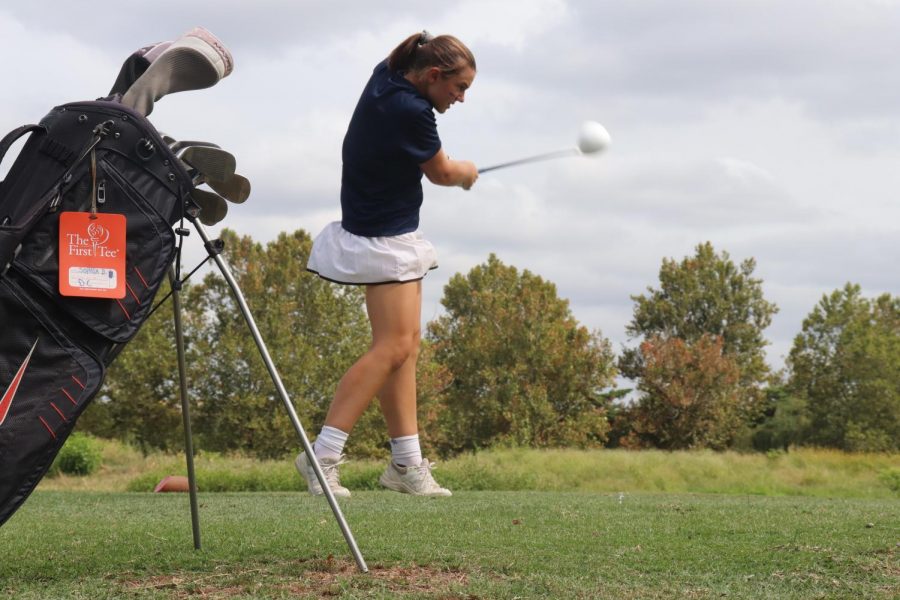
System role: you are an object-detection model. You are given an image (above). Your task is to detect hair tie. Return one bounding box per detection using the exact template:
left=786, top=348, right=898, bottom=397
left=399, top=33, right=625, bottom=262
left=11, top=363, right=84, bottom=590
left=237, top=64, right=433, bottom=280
left=418, top=30, right=433, bottom=46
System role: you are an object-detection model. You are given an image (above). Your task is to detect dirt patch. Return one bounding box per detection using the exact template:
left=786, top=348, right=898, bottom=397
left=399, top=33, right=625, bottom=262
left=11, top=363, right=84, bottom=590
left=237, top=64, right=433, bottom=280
left=123, top=558, right=478, bottom=598
left=284, top=559, right=472, bottom=597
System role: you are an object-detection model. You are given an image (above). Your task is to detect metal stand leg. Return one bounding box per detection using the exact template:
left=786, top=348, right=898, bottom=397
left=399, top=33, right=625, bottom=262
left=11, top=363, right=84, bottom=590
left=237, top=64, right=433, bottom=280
left=192, top=221, right=368, bottom=573
left=170, top=267, right=202, bottom=550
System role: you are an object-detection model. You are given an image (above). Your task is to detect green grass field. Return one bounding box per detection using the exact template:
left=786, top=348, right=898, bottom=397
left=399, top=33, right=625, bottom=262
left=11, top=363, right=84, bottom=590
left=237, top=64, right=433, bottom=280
left=1, top=490, right=897, bottom=599
left=3, top=446, right=898, bottom=598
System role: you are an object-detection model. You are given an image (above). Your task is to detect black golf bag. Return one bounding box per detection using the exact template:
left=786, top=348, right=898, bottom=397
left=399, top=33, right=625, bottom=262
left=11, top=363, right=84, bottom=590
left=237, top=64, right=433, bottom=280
left=0, top=100, right=193, bottom=525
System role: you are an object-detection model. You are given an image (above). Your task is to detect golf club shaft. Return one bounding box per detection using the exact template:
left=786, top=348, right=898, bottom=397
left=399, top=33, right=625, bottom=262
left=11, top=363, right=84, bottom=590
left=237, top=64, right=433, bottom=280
left=478, top=147, right=580, bottom=174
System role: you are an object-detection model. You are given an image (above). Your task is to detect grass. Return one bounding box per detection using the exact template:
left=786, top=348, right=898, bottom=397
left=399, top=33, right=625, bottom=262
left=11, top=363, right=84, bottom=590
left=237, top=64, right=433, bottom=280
left=9, top=443, right=900, bottom=597
left=38, top=440, right=900, bottom=499
left=2, top=490, right=897, bottom=599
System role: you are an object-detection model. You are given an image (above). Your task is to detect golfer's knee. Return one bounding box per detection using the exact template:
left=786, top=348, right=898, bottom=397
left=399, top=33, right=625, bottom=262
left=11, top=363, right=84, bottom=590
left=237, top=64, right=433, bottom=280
left=375, top=334, right=419, bottom=370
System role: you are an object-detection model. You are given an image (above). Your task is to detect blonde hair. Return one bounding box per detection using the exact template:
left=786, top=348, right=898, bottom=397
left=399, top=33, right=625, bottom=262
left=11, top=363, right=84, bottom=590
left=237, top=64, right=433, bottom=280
left=387, top=31, right=476, bottom=76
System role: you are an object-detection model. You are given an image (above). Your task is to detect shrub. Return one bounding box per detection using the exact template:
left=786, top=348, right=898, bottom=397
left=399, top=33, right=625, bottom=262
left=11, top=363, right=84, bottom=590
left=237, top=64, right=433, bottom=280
left=880, top=468, right=900, bottom=494
left=54, top=433, right=102, bottom=476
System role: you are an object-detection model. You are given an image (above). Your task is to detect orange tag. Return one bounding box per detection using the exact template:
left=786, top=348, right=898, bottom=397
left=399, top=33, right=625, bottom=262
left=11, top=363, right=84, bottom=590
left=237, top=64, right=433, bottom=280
left=58, top=212, right=126, bottom=298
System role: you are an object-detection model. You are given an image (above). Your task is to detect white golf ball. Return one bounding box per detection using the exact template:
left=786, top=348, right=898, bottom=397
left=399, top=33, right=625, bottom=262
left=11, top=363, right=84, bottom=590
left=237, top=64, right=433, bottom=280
left=577, top=121, right=611, bottom=154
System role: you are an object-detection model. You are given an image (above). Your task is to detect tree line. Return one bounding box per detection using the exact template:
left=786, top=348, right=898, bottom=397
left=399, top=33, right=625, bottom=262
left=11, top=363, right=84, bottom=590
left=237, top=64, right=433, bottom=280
left=76, top=231, right=900, bottom=457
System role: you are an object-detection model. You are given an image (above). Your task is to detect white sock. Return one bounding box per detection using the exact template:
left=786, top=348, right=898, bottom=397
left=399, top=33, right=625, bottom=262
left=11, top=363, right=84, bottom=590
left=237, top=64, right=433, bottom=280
left=313, top=425, right=348, bottom=461
left=390, top=434, right=422, bottom=467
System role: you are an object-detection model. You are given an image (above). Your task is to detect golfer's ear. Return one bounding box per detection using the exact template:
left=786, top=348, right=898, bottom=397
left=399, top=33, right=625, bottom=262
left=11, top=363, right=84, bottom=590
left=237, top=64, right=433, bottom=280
left=426, top=67, right=442, bottom=82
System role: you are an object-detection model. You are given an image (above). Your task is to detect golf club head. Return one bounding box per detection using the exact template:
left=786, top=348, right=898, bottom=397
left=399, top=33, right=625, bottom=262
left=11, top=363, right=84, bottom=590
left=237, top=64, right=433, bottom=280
left=173, top=156, right=207, bottom=188
left=169, top=139, right=222, bottom=154
left=190, top=187, right=228, bottom=225
left=179, top=146, right=236, bottom=182
left=205, top=172, right=251, bottom=204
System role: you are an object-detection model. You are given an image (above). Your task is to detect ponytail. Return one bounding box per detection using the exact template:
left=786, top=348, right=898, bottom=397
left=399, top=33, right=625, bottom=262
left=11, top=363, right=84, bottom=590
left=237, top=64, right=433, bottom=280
left=387, top=31, right=476, bottom=76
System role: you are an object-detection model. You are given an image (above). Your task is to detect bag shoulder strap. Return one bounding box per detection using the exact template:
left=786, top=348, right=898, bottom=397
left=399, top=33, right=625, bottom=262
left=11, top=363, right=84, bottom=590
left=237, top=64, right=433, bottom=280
left=0, top=124, right=46, bottom=170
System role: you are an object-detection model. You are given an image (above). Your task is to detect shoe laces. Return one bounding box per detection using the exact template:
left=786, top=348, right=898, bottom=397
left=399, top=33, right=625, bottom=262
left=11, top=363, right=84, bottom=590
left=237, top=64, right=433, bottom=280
left=412, top=460, right=444, bottom=490
left=318, top=457, right=347, bottom=485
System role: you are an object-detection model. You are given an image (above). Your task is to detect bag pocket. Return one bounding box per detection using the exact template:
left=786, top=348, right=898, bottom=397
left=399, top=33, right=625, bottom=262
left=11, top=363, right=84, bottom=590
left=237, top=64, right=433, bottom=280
left=0, top=276, right=104, bottom=526
left=11, top=153, right=177, bottom=342
left=0, top=126, right=69, bottom=273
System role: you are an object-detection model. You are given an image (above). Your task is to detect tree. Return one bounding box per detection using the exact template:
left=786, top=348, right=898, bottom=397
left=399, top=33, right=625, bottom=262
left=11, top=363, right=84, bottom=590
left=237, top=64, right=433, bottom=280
left=87, top=229, right=373, bottom=458
left=787, top=283, right=900, bottom=452
left=747, top=383, right=809, bottom=451
left=414, top=338, right=454, bottom=458
left=80, top=283, right=185, bottom=453
left=629, top=334, right=743, bottom=449
left=620, top=242, right=778, bottom=449
left=188, top=229, right=371, bottom=458
left=426, top=254, right=616, bottom=453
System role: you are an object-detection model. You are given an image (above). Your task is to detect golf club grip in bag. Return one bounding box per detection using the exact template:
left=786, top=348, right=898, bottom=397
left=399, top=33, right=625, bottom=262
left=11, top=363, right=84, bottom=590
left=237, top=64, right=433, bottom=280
left=0, top=100, right=193, bottom=525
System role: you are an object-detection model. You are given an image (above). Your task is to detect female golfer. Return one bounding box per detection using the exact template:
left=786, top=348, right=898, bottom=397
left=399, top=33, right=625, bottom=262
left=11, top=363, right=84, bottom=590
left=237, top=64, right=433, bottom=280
left=296, top=32, right=478, bottom=497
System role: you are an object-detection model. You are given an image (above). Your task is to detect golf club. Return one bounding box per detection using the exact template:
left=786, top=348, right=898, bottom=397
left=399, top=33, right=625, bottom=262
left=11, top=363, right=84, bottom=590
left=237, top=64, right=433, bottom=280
left=186, top=165, right=251, bottom=204
left=169, top=139, right=221, bottom=153
left=179, top=145, right=236, bottom=182
left=478, top=120, right=610, bottom=174
left=201, top=172, right=251, bottom=204
left=180, top=157, right=251, bottom=204
left=190, top=187, right=228, bottom=225
left=167, top=139, right=250, bottom=203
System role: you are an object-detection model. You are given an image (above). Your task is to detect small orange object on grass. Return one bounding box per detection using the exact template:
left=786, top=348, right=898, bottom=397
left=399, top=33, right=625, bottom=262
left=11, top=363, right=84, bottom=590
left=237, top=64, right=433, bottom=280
left=154, top=475, right=191, bottom=493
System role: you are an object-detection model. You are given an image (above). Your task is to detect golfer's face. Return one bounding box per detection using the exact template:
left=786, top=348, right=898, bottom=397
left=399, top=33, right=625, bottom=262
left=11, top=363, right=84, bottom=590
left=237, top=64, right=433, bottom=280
left=431, top=67, right=475, bottom=113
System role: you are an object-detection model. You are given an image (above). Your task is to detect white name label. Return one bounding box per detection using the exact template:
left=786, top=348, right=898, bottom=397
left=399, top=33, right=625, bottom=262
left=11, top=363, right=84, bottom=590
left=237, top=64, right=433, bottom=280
left=68, top=266, right=118, bottom=290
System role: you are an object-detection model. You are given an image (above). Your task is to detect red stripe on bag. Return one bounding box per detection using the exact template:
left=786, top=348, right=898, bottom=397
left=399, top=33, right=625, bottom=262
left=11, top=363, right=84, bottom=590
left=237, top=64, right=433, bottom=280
left=39, top=416, right=57, bottom=439
left=134, top=267, right=149, bottom=288
left=126, top=281, right=141, bottom=303
left=50, top=402, right=68, bottom=422
left=115, top=299, right=131, bottom=320
left=61, top=388, right=77, bottom=406
left=71, top=376, right=86, bottom=389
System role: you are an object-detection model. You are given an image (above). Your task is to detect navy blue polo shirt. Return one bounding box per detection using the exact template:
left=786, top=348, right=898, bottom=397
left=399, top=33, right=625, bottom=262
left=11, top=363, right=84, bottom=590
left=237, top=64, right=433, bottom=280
left=340, top=60, right=442, bottom=237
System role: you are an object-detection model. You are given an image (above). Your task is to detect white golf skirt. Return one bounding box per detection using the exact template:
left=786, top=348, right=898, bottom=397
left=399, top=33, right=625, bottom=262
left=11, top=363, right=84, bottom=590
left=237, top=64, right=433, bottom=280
left=307, top=221, right=438, bottom=285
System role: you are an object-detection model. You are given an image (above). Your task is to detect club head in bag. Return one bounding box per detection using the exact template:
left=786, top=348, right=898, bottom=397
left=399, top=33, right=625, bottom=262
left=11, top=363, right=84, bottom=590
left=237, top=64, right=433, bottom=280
left=169, top=139, right=221, bottom=154
left=179, top=146, right=236, bottom=182
left=120, top=27, right=233, bottom=117
left=204, top=172, right=251, bottom=204
left=175, top=158, right=250, bottom=204
left=190, top=187, right=228, bottom=225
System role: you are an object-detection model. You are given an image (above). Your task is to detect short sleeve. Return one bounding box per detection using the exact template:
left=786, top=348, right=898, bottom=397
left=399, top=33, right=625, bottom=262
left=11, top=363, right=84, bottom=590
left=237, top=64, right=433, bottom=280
left=400, top=109, right=441, bottom=164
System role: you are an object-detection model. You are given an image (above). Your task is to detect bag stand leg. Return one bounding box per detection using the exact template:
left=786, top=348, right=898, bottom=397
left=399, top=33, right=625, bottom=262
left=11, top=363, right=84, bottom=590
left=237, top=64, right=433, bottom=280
left=169, top=267, right=202, bottom=550
left=189, top=219, right=369, bottom=573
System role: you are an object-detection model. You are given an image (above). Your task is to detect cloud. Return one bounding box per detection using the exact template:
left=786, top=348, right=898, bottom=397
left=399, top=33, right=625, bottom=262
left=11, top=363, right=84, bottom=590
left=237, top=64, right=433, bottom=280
left=3, top=0, right=900, bottom=375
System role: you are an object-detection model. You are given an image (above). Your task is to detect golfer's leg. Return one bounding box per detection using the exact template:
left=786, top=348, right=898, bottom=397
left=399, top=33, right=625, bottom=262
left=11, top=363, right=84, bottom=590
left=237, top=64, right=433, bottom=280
left=377, top=351, right=419, bottom=437
left=377, top=281, right=421, bottom=438
left=323, top=281, right=421, bottom=432
left=372, top=283, right=450, bottom=495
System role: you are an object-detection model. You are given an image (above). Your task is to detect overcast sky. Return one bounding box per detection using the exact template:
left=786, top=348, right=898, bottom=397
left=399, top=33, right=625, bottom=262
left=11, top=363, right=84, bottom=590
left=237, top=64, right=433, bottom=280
left=3, top=0, right=900, bottom=374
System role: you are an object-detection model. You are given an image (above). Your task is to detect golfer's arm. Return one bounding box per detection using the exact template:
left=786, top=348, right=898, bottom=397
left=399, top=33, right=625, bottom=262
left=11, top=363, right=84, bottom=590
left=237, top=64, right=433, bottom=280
left=420, top=149, right=473, bottom=187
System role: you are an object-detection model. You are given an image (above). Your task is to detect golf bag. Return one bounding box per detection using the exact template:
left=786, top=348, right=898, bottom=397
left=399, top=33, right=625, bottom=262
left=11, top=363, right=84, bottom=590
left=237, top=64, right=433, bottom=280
left=0, top=100, right=193, bottom=525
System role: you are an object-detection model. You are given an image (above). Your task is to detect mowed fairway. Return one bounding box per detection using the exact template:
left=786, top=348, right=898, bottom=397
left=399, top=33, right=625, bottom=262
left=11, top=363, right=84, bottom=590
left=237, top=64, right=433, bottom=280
left=1, top=490, right=897, bottom=599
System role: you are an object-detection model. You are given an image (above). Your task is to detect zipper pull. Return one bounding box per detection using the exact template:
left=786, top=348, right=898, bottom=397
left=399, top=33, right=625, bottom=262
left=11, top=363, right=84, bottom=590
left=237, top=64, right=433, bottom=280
left=97, top=180, right=106, bottom=206
left=49, top=190, right=62, bottom=213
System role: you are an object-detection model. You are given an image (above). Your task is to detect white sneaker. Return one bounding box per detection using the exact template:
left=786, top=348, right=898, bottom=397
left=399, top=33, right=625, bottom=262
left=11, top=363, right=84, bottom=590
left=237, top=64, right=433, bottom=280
left=295, top=452, right=351, bottom=498
left=379, top=459, right=452, bottom=497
